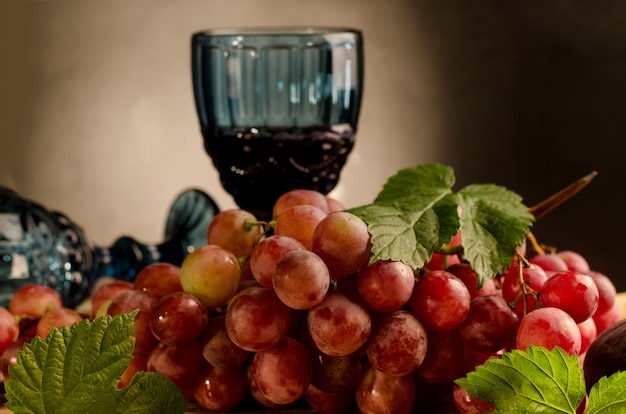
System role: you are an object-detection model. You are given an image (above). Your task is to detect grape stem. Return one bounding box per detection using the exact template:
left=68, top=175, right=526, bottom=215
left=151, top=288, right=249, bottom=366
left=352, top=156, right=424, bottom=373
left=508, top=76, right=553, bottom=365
left=528, top=171, right=598, bottom=220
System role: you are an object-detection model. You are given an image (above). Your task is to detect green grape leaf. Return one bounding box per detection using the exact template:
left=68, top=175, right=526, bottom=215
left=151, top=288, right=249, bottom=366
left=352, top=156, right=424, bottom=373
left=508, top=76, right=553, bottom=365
left=348, top=164, right=459, bottom=269
left=586, top=370, right=626, bottom=413
left=348, top=163, right=533, bottom=282
left=458, top=183, right=534, bottom=284
left=4, top=311, right=186, bottom=414
left=455, top=346, right=586, bottom=414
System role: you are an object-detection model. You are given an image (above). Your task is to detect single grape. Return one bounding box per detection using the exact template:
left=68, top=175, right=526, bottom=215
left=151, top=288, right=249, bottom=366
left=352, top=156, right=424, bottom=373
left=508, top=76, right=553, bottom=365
left=180, top=244, right=241, bottom=309
left=1, top=335, right=29, bottom=380
left=408, top=270, right=471, bottom=333
left=355, top=363, right=415, bottom=414
left=307, top=291, right=371, bottom=357
left=500, top=263, right=547, bottom=303
left=193, top=363, right=247, bottom=412
left=149, top=291, right=209, bottom=347
left=416, top=328, right=466, bottom=384
left=458, top=294, right=519, bottom=354
left=446, top=262, right=497, bottom=299
left=366, top=310, right=428, bottom=377
left=311, top=211, right=371, bottom=279
left=593, top=299, right=623, bottom=335
left=273, top=249, right=330, bottom=310
left=325, top=195, right=346, bottom=213
left=516, top=307, right=582, bottom=355
left=452, top=383, right=496, bottom=414
left=9, top=283, right=63, bottom=318
left=578, top=317, right=597, bottom=355
left=272, top=189, right=330, bottom=219
left=245, top=363, right=291, bottom=409
left=134, top=263, right=183, bottom=299
left=206, top=208, right=264, bottom=258
left=356, top=260, right=415, bottom=312
left=225, top=287, right=291, bottom=352
left=36, top=307, right=84, bottom=338
left=304, top=383, right=356, bottom=414
left=539, top=271, right=599, bottom=323
left=273, top=204, right=328, bottom=250
left=118, top=353, right=147, bottom=388
left=200, top=315, right=250, bottom=368
left=528, top=253, right=568, bottom=272
left=309, top=343, right=362, bottom=393
left=146, top=340, right=204, bottom=389
left=249, top=235, right=305, bottom=289
left=91, top=280, right=134, bottom=315
left=251, top=337, right=313, bottom=405
left=558, top=250, right=590, bottom=272
left=587, top=270, right=617, bottom=314
left=107, top=290, right=158, bottom=355
left=0, top=307, right=19, bottom=356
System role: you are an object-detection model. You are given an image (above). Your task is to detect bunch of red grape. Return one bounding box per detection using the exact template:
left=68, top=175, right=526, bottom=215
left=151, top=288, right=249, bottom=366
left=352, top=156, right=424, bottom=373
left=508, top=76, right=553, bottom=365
left=0, top=188, right=621, bottom=414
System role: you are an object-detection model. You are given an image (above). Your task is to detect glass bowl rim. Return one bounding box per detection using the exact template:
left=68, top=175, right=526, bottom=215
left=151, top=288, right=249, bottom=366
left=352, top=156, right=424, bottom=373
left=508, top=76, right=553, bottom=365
left=192, top=26, right=362, bottom=37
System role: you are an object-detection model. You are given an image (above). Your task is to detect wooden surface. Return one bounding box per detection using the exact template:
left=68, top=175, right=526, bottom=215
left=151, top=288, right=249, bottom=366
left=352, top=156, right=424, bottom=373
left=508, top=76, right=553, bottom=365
left=1, top=293, right=625, bottom=413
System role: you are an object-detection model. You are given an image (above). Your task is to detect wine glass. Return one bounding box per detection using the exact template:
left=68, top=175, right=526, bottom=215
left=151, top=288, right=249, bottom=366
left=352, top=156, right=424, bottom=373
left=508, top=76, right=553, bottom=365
left=191, top=27, right=364, bottom=220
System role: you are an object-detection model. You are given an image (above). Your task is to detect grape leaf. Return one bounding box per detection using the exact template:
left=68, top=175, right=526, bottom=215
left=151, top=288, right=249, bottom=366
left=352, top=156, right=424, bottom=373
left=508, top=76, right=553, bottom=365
left=4, top=311, right=187, bottom=414
left=586, top=370, right=626, bottom=413
left=455, top=346, right=586, bottom=414
left=348, top=163, right=533, bottom=284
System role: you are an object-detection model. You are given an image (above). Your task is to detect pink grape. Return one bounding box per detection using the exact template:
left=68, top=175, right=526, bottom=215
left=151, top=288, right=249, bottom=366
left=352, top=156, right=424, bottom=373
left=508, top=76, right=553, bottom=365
left=459, top=294, right=519, bottom=354
left=558, top=250, right=590, bottom=272
left=311, top=211, right=371, bottom=279
left=1, top=336, right=29, bottom=380
left=356, top=363, right=415, bottom=414
left=134, top=263, right=183, bottom=299
left=539, top=270, right=599, bottom=323
left=193, top=363, right=247, bottom=412
left=366, top=310, right=428, bottom=377
left=408, top=270, right=471, bottom=333
left=501, top=263, right=547, bottom=303
left=225, top=287, right=291, bottom=352
left=325, top=195, right=346, bottom=212
left=251, top=337, right=313, bottom=405
left=272, top=189, right=330, bottom=218
left=587, top=270, right=617, bottom=314
left=0, top=307, right=19, bottom=356
left=273, top=249, right=330, bottom=310
left=206, top=208, right=264, bottom=258
left=36, top=307, right=83, bottom=338
left=201, top=315, right=249, bottom=368
left=107, top=290, right=158, bottom=355
left=146, top=340, right=204, bottom=389
left=245, top=363, right=291, bottom=409
left=91, top=280, right=134, bottom=314
left=307, top=291, right=371, bottom=356
left=249, top=235, right=305, bottom=289
left=593, top=299, right=623, bottom=335
left=356, top=260, right=415, bottom=312
left=446, top=262, right=497, bottom=299
left=273, top=204, right=327, bottom=250
left=149, top=291, right=209, bottom=347
left=416, top=329, right=466, bottom=384
left=516, top=307, right=582, bottom=355
left=180, top=244, right=241, bottom=309
left=9, top=283, right=62, bottom=318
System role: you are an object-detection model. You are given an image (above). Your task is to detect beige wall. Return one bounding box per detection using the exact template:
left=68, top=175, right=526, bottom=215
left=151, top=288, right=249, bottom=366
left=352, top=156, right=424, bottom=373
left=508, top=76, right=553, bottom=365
left=1, top=0, right=440, bottom=246
left=2, top=1, right=626, bottom=289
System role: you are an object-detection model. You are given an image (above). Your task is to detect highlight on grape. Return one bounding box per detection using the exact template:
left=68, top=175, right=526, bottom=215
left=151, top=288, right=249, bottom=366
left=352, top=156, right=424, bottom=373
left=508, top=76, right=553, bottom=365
left=0, top=184, right=620, bottom=414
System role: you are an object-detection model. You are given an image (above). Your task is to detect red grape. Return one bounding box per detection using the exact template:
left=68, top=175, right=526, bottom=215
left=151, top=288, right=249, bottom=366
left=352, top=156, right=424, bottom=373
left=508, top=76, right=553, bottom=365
left=558, top=250, right=590, bottom=272
left=309, top=343, right=362, bottom=393
left=147, top=341, right=204, bottom=389
left=193, top=363, right=247, bottom=411
left=249, top=235, right=305, bottom=289
left=0, top=307, right=19, bottom=356
left=273, top=205, right=327, bottom=250
left=356, top=260, right=415, bottom=312
left=149, top=291, right=209, bottom=347
left=408, top=270, right=471, bottom=333
left=134, top=263, right=182, bottom=299
left=447, top=262, right=497, bottom=299
left=307, top=291, right=371, bottom=356
left=459, top=294, right=519, bottom=354
left=311, top=211, right=371, bottom=279
left=201, top=315, right=249, bottom=368
left=528, top=253, right=568, bottom=272
left=416, top=329, right=466, bottom=384
left=516, top=307, right=582, bottom=355
left=593, top=299, right=622, bottom=335
left=225, top=287, right=291, bottom=352
left=366, top=310, right=428, bottom=377
left=36, top=307, right=83, bottom=338
left=356, top=363, right=415, bottom=414
left=577, top=317, right=597, bottom=355
left=452, top=383, right=495, bottom=414
left=539, top=271, right=599, bottom=323
left=273, top=249, right=330, bottom=310
left=305, top=383, right=356, bottom=414
left=107, top=290, right=158, bottom=355
left=587, top=270, right=617, bottom=314
left=9, top=283, right=62, bottom=318
left=91, top=280, right=134, bottom=315
left=272, top=189, right=330, bottom=218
